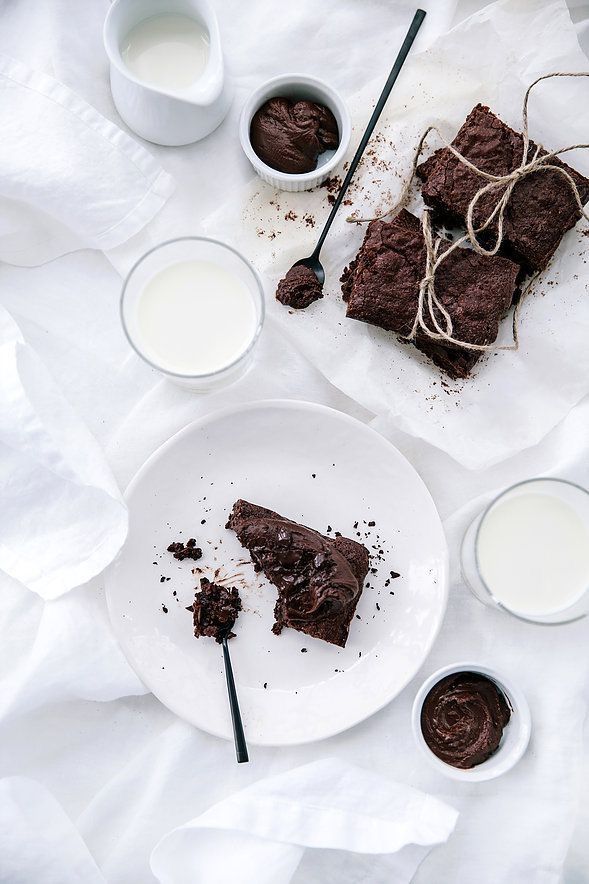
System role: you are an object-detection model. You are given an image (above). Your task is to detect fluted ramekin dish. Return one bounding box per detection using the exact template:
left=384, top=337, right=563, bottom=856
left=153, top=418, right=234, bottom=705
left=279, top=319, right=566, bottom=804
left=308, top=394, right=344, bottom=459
left=411, top=662, right=531, bottom=783
left=239, top=73, right=351, bottom=192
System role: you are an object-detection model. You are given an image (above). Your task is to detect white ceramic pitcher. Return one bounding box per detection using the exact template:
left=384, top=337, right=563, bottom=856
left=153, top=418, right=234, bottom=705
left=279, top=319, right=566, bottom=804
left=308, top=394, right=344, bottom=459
left=103, top=0, right=232, bottom=146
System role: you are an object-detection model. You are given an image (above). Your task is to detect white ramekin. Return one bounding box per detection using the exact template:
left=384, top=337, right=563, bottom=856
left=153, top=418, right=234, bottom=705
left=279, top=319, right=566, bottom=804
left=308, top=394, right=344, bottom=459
left=411, top=662, right=531, bottom=782
left=239, top=73, right=351, bottom=192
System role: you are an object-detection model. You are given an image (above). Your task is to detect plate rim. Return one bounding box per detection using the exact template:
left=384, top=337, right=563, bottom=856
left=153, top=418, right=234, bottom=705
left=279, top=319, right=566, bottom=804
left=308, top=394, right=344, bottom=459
left=106, top=398, right=449, bottom=746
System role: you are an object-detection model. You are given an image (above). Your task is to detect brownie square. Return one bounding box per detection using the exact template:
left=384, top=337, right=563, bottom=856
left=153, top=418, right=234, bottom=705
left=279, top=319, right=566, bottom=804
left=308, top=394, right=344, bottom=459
left=226, top=499, right=370, bottom=648
left=416, top=103, right=589, bottom=273
left=340, top=209, right=519, bottom=379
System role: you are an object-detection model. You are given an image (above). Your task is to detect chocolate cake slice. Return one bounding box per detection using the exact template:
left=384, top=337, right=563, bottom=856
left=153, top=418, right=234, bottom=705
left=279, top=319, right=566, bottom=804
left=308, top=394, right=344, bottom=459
left=191, top=577, right=242, bottom=643
left=341, top=209, right=519, bottom=379
left=416, top=103, right=589, bottom=273
left=226, top=500, right=369, bottom=647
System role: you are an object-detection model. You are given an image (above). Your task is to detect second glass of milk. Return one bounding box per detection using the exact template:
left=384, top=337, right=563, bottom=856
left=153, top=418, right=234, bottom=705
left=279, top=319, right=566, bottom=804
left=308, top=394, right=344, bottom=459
left=461, top=478, right=589, bottom=624
left=121, top=238, right=264, bottom=390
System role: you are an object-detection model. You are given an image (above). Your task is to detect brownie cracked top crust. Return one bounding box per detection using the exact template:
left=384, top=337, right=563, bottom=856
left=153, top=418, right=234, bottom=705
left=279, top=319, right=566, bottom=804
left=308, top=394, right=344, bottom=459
left=341, top=209, right=520, bottom=379
left=226, top=499, right=369, bottom=647
left=416, top=103, right=589, bottom=273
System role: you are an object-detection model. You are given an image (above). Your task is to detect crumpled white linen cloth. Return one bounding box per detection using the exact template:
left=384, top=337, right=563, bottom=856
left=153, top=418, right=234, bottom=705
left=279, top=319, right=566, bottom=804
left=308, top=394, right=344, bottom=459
left=1, top=0, right=589, bottom=883
left=0, top=51, right=174, bottom=267
left=0, top=306, right=127, bottom=599
left=0, top=777, right=106, bottom=884
left=150, top=759, right=459, bottom=884
left=0, top=34, right=177, bottom=600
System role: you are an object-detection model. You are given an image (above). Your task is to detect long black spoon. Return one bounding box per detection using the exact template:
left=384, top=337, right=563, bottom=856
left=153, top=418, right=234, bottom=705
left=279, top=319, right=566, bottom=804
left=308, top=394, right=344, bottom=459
left=290, top=8, right=426, bottom=286
left=222, top=635, right=249, bottom=763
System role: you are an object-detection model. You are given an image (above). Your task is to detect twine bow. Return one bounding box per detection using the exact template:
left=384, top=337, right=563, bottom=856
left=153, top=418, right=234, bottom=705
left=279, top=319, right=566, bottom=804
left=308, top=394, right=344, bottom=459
left=351, top=72, right=589, bottom=353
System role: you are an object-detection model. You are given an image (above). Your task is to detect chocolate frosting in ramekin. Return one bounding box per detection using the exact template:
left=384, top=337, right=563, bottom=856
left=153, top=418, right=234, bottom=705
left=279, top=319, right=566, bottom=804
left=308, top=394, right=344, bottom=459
left=420, top=671, right=511, bottom=769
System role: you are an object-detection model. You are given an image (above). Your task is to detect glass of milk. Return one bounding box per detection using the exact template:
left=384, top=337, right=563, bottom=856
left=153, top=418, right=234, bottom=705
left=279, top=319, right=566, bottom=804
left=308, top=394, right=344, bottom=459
left=121, top=237, right=265, bottom=390
left=461, top=478, right=589, bottom=624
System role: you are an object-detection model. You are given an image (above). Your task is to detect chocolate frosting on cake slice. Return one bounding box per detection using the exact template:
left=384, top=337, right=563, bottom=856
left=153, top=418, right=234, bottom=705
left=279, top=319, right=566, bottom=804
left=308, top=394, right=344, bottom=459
left=226, top=499, right=369, bottom=647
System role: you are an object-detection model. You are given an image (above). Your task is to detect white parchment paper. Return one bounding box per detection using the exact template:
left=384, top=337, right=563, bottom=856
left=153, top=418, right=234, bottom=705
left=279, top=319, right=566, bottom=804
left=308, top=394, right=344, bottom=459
left=205, top=0, right=589, bottom=468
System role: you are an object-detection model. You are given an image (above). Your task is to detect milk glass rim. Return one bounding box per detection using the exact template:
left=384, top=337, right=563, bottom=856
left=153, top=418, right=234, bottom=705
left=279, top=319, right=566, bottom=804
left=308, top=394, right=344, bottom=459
left=120, top=236, right=265, bottom=380
left=472, top=476, right=589, bottom=625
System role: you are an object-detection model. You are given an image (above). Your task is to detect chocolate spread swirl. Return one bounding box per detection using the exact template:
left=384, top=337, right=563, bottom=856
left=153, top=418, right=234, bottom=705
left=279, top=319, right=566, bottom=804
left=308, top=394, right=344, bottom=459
left=420, top=672, right=511, bottom=769
left=250, top=97, right=339, bottom=174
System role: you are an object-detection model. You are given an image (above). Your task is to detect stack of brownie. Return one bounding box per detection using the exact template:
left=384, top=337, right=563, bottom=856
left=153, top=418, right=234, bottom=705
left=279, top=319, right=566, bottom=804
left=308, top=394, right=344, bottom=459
left=341, top=104, right=589, bottom=379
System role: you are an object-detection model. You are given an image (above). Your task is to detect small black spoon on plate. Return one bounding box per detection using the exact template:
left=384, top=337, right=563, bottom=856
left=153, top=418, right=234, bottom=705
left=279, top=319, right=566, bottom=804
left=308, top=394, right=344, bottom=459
left=222, top=634, right=249, bottom=763
left=287, top=8, right=426, bottom=287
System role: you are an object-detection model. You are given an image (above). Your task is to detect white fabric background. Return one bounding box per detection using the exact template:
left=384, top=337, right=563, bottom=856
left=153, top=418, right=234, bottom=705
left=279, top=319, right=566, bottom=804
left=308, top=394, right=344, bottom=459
left=1, top=0, right=589, bottom=881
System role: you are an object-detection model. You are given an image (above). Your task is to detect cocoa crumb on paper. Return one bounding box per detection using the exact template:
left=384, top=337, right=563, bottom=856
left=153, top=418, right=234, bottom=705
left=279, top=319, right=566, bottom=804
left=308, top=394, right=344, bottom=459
left=320, top=175, right=342, bottom=194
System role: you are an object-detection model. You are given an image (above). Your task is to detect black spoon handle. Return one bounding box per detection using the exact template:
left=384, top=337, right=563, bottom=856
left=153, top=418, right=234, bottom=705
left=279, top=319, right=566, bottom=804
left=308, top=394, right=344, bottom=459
left=314, top=8, right=426, bottom=255
left=222, top=637, right=249, bottom=763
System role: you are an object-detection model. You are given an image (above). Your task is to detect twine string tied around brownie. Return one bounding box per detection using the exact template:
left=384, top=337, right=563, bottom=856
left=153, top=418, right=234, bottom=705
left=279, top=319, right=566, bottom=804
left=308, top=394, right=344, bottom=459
left=353, top=72, right=589, bottom=352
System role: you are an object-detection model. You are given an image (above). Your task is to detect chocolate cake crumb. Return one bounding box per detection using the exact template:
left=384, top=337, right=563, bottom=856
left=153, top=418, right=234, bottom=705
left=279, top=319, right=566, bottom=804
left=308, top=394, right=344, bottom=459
left=162, top=605, right=168, bottom=613
left=167, top=538, right=203, bottom=561
left=320, top=175, right=342, bottom=194
left=192, top=577, right=242, bottom=643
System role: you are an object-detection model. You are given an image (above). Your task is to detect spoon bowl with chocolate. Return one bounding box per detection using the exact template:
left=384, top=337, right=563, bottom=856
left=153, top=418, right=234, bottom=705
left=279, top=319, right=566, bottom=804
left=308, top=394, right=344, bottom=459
left=412, top=662, right=531, bottom=782
left=275, top=9, right=426, bottom=310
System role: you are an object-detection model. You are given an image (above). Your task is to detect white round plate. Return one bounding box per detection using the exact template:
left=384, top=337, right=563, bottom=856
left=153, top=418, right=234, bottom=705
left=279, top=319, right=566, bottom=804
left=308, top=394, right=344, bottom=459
left=106, top=400, right=448, bottom=746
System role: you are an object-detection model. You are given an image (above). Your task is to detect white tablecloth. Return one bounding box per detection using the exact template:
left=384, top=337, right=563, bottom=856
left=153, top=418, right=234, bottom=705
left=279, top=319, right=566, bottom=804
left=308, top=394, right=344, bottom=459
left=1, top=1, right=589, bottom=881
